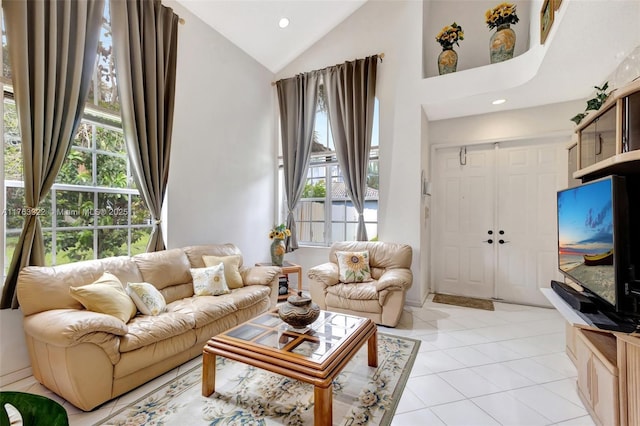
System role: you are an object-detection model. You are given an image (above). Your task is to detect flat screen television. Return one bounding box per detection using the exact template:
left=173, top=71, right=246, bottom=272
left=557, top=175, right=639, bottom=319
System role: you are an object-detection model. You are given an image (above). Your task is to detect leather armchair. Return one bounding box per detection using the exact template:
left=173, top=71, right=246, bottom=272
left=308, top=241, right=412, bottom=327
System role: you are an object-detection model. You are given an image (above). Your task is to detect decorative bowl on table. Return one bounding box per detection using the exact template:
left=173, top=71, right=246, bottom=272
left=278, top=291, right=320, bottom=329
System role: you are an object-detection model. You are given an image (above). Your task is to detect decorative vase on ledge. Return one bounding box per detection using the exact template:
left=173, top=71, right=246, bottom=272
left=490, top=23, right=516, bottom=63
left=270, top=238, right=285, bottom=266
left=438, top=47, right=458, bottom=75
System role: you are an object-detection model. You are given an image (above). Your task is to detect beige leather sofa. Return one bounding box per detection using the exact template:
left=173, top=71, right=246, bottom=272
left=308, top=241, right=413, bottom=327
left=16, top=244, right=280, bottom=411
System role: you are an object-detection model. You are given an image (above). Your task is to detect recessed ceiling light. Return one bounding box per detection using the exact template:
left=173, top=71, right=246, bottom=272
left=278, top=17, right=290, bottom=29
left=492, top=98, right=507, bottom=105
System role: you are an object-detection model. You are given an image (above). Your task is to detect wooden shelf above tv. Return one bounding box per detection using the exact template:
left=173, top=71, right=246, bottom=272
left=573, top=150, right=640, bottom=181
left=573, top=79, right=640, bottom=182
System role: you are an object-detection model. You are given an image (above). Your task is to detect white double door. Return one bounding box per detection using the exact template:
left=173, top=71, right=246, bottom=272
left=431, top=139, right=565, bottom=306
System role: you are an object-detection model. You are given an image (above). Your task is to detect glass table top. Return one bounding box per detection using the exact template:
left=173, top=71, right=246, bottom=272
left=220, top=310, right=367, bottom=362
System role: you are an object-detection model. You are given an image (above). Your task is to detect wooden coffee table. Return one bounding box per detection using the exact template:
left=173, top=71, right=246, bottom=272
left=202, top=310, right=377, bottom=425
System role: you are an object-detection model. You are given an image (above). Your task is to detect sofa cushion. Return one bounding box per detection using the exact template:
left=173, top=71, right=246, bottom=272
left=69, top=272, right=137, bottom=323
left=202, top=255, right=243, bottom=289
left=168, top=295, right=237, bottom=328
left=132, top=248, right=192, bottom=291
left=335, top=251, right=372, bottom=283
left=326, top=281, right=379, bottom=301
left=126, top=282, right=166, bottom=316
left=119, top=311, right=196, bottom=352
left=330, top=241, right=412, bottom=270
left=17, top=256, right=142, bottom=316
left=183, top=244, right=243, bottom=268
left=191, top=264, right=230, bottom=296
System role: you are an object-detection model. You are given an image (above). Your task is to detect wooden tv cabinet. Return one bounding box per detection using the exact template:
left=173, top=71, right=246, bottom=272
left=542, top=288, right=640, bottom=426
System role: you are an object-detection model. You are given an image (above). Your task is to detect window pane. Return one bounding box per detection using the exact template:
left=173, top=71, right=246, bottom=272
left=97, top=153, right=127, bottom=188
left=98, top=192, right=129, bottom=226
left=331, top=201, right=345, bottom=221
left=98, top=228, right=129, bottom=258
left=365, top=223, right=378, bottom=241
left=131, top=194, right=151, bottom=225
left=87, top=4, right=120, bottom=113
left=3, top=99, right=21, bottom=180
left=364, top=200, right=378, bottom=222
left=4, top=232, right=18, bottom=275
left=42, top=231, right=53, bottom=265
left=345, top=223, right=357, bottom=241
left=57, top=148, right=93, bottom=185
left=96, top=126, right=125, bottom=154
left=56, top=230, right=94, bottom=264
left=73, top=123, right=94, bottom=149
left=310, top=222, right=325, bottom=243
left=131, top=227, right=151, bottom=255
left=55, top=191, right=94, bottom=227
left=39, top=191, right=52, bottom=228
left=345, top=202, right=358, bottom=221
left=2, top=14, right=10, bottom=80
left=331, top=222, right=345, bottom=242
left=5, top=186, right=25, bottom=230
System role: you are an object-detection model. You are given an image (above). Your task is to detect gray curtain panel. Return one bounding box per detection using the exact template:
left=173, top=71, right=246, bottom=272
left=1, top=0, right=104, bottom=309
left=110, top=0, right=179, bottom=252
left=321, top=55, right=378, bottom=241
left=276, top=72, right=320, bottom=252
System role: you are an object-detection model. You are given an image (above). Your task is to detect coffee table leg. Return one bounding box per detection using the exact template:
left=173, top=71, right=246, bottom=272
left=367, top=331, right=378, bottom=367
left=314, top=384, right=332, bottom=426
left=202, top=351, right=216, bottom=396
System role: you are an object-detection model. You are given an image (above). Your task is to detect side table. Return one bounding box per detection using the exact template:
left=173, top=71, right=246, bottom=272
left=256, top=261, right=302, bottom=301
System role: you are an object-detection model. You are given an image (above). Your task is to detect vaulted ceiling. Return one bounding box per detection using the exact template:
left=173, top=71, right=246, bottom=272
left=175, top=0, right=640, bottom=120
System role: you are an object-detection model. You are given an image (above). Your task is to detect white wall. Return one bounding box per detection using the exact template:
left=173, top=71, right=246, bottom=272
left=164, top=1, right=276, bottom=266
left=276, top=0, right=428, bottom=305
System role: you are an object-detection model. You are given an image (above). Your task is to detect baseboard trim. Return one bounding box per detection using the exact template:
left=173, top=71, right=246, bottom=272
left=0, top=366, right=33, bottom=387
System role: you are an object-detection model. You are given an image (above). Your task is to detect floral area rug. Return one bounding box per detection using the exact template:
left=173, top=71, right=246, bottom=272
left=94, top=333, right=420, bottom=426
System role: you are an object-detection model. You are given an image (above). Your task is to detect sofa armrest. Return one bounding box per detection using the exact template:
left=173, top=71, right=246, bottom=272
left=23, top=309, right=128, bottom=347
left=308, top=263, right=340, bottom=287
left=375, top=268, right=413, bottom=292
left=240, top=266, right=281, bottom=286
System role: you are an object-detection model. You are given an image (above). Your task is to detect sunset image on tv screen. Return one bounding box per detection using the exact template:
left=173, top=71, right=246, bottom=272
left=557, top=178, right=615, bottom=306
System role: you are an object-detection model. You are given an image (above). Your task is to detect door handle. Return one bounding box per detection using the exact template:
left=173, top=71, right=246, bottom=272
left=483, top=239, right=493, bottom=244
left=499, top=239, right=509, bottom=244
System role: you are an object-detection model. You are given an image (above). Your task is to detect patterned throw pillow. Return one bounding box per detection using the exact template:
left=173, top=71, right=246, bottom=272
left=335, top=251, right=372, bottom=283
left=191, top=263, right=230, bottom=296
left=126, top=282, right=166, bottom=316
left=69, top=272, right=137, bottom=323
left=202, top=254, right=243, bottom=289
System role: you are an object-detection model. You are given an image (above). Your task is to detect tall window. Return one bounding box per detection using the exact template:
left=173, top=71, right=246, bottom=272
left=290, top=85, right=379, bottom=246
left=2, top=5, right=151, bottom=276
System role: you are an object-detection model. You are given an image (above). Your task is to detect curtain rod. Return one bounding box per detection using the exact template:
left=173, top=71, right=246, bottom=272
left=179, top=18, right=185, bottom=25
left=271, top=52, right=384, bottom=86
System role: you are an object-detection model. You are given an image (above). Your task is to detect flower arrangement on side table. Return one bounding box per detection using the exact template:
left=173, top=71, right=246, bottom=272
left=435, top=22, right=464, bottom=75
left=269, top=224, right=291, bottom=266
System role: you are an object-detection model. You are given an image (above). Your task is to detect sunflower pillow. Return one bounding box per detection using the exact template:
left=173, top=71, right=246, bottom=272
left=335, top=250, right=372, bottom=283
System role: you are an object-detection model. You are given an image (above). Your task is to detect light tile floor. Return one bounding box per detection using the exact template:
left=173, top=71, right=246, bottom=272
left=2, top=295, right=596, bottom=425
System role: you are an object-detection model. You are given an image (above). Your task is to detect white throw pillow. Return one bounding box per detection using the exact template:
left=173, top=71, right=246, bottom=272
left=126, top=282, right=166, bottom=316
left=191, top=263, right=230, bottom=296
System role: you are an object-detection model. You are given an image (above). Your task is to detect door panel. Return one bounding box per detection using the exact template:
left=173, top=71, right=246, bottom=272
left=496, top=142, right=563, bottom=306
left=433, top=140, right=565, bottom=304
left=433, top=146, right=495, bottom=298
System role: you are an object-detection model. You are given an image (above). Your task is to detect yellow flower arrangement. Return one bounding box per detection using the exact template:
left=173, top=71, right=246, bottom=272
left=435, top=22, right=464, bottom=49
left=485, top=2, right=519, bottom=30
left=269, top=223, right=291, bottom=240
